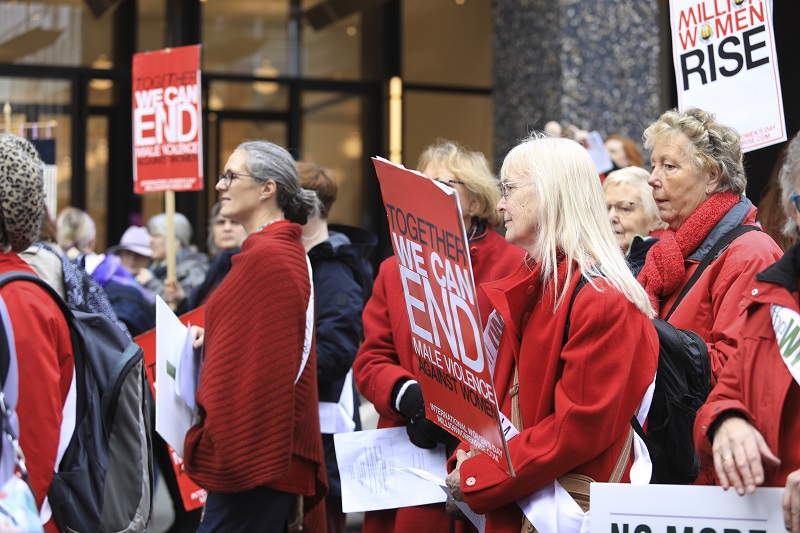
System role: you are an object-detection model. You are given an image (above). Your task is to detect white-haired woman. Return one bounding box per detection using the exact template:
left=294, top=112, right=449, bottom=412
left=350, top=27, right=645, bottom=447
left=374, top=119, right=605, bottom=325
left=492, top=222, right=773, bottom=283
left=446, top=134, right=659, bottom=532
left=603, top=166, right=667, bottom=276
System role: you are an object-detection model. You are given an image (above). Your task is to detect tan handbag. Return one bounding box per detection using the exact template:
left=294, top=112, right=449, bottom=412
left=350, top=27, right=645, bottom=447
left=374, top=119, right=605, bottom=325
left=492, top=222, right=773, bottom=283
left=510, top=369, right=633, bottom=533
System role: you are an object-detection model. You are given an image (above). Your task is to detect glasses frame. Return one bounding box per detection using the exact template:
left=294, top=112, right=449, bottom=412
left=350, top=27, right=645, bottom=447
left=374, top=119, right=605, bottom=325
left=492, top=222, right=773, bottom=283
left=218, top=170, right=258, bottom=187
left=500, top=180, right=532, bottom=198
left=433, top=177, right=464, bottom=186
left=606, top=201, right=643, bottom=217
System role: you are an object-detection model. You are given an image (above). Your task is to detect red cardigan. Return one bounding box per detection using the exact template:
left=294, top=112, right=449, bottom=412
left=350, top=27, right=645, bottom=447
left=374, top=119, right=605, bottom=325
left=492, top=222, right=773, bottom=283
left=185, top=221, right=327, bottom=509
left=451, top=261, right=658, bottom=532
left=353, top=228, right=524, bottom=533
left=0, top=252, right=73, bottom=528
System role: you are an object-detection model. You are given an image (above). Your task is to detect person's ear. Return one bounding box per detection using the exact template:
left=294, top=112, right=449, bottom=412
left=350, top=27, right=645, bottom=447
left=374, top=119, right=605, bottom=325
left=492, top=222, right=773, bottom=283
left=260, top=179, right=277, bottom=200
left=706, top=166, right=721, bottom=194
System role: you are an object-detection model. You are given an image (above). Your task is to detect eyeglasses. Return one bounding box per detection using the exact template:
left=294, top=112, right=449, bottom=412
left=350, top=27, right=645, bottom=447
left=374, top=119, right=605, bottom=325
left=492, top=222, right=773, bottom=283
left=792, top=194, right=800, bottom=213
left=500, top=180, right=532, bottom=198
left=606, top=201, right=642, bottom=217
left=433, top=177, right=464, bottom=186
left=218, top=170, right=258, bottom=187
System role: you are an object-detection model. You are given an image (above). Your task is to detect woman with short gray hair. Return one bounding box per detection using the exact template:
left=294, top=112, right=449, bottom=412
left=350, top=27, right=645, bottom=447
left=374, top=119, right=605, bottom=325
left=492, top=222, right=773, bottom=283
left=184, top=140, right=326, bottom=531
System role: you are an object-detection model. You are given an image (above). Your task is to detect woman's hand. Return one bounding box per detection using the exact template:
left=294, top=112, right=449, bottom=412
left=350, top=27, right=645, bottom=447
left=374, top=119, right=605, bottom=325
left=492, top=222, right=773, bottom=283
left=164, top=278, right=186, bottom=305
left=190, top=325, right=205, bottom=350
left=136, top=267, right=153, bottom=285
left=783, top=469, right=800, bottom=533
left=445, top=448, right=478, bottom=503
left=711, top=414, right=780, bottom=495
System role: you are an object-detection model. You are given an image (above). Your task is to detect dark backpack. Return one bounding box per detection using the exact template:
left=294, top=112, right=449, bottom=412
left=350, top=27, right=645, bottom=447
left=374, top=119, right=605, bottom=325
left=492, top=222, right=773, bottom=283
left=0, top=272, right=153, bottom=532
left=632, top=224, right=759, bottom=484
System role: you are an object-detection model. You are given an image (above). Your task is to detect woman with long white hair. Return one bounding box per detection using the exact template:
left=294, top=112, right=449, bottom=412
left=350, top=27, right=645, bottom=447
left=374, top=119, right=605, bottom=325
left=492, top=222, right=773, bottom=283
left=446, top=133, right=659, bottom=532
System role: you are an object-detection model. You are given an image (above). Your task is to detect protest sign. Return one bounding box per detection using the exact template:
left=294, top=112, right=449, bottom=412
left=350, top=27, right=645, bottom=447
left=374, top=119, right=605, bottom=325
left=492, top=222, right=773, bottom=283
left=669, top=0, right=785, bottom=151
left=134, top=305, right=206, bottom=511
left=372, top=157, right=512, bottom=474
left=591, top=483, right=784, bottom=533
left=132, top=44, right=203, bottom=193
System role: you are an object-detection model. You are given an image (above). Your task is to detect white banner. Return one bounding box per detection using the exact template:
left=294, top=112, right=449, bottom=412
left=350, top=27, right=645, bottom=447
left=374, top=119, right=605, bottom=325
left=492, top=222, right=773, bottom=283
left=669, top=0, right=786, bottom=152
left=591, top=483, right=785, bottom=533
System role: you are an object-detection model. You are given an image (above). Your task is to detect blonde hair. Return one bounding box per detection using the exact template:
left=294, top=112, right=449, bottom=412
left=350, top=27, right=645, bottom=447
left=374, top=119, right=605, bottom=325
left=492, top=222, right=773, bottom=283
left=417, top=139, right=503, bottom=227
left=56, top=207, right=96, bottom=253
left=643, top=107, right=746, bottom=195
left=501, top=133, right=654, bottom=317
left=603, top=166, right=667, bottom=233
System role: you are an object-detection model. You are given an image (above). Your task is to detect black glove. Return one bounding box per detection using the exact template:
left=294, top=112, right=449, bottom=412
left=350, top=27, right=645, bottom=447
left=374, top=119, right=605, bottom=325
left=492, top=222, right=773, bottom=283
left=395, top=381, right=453, bottom=449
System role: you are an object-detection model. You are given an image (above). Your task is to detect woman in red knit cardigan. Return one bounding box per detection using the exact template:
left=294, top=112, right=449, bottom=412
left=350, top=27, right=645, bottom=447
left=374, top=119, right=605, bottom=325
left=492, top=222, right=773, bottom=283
left=184, top=140, right=327, bottom=532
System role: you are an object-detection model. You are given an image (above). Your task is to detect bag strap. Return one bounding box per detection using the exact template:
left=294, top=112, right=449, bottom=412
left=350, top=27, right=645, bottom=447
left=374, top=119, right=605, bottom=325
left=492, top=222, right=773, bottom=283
left=664, top=224, right=759, bottom=321
left=0, top=271, right=75, bottom=323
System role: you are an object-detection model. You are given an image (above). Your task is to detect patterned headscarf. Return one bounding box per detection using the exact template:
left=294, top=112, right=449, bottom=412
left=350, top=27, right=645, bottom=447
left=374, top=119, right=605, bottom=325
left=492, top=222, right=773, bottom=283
left=0, top=135, right=44, bottom=252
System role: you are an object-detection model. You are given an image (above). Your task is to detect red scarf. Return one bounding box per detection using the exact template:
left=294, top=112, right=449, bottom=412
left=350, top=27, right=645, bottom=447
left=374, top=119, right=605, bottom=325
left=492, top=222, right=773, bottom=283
left=638, top=192, right=739, bottom=314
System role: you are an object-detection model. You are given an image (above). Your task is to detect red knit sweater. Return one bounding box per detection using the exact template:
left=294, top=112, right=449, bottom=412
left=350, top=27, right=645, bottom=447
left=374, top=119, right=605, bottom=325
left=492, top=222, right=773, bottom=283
left=184, top=221, right=327, bottom=510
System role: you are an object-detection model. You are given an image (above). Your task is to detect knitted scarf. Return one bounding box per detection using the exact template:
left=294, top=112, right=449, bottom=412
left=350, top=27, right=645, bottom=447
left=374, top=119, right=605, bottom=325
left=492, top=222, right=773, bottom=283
left=638, top=191, right=740, bottom=314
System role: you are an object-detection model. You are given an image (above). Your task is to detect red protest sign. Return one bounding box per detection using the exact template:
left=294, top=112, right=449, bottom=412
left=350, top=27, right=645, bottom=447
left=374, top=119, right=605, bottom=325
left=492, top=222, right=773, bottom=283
left=373, top=157, right=512, bottom=474
left=135, top=305, right=207, bottom=511
left=132, top=44, right=203, bottom=193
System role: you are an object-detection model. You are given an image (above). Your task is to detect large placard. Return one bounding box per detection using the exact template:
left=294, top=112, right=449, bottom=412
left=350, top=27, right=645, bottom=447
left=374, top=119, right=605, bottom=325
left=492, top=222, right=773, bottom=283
left=373, top=157, right=511, bottom=474
left=669, top=0, right=786, bottom=151
left=132, top=44, right=204, bottom=193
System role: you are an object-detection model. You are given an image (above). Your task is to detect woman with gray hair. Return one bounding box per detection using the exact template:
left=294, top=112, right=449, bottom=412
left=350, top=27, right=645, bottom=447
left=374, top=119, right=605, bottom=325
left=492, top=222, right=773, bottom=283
left=603, top=166, right=667, bottom=276
left=637, top=107, right=782, bottom=484
left=694, top=131, right=800, bottom=532
left=184, top=140, right=327, bottom=531
left=0, top=134, right=74, bottom=528
left=136, top=211, right=209, bottom=298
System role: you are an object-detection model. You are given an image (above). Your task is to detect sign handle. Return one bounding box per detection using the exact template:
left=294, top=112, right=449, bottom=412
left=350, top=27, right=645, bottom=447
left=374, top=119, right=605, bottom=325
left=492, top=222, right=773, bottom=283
left=165, top=190, right=177, bottom=311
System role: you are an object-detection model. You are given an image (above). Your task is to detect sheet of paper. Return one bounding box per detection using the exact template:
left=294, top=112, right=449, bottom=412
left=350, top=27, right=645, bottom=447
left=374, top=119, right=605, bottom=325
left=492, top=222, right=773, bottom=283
left=333, top=427, right=448, bottom=512
left=155, top=296, right=195, bottom=458
left=175, top=321, right=199, bottom=411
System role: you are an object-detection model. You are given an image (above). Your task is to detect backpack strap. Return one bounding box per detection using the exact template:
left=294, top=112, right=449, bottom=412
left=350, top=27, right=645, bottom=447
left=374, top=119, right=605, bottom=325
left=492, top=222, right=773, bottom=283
left=664, top=224, right=760, bottom=321
left=0, top=271, right=75, bottom=322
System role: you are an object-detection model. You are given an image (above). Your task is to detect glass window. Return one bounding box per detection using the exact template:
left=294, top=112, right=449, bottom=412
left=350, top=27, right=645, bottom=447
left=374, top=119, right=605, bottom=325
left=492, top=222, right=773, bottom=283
left=138, top=0, right=165, bottom=53
left=302, top=91, right=364, bottom=226
left=302, top=11, right=362, bottom=80
left=404, top=91, right=494, bottom=170
left=208, top=80, right=289, bottom=112
left=86, top=115, right=109, bottom=249
left=0, top=0, right=114, bottom=67
left=402, top=0, right=492, bottom=87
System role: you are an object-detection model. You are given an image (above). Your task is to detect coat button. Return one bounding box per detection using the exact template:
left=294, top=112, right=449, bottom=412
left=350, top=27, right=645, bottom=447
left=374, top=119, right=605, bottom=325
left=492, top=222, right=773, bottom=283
left=522, top=312, right=531, bottom=322
left=751, top=288, right=758, bottom=295
left=470, top=246, right=478, bottom=255
left=466, top=477, right=476, bottom=486
left=526, top=285, right=534, bottom=294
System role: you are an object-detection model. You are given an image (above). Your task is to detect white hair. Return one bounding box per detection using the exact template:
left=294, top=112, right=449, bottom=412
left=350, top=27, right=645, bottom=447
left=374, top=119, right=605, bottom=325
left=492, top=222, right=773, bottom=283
left=501, top=133, right=654, bottom=317
left=603, top=166, right=667, bottom=233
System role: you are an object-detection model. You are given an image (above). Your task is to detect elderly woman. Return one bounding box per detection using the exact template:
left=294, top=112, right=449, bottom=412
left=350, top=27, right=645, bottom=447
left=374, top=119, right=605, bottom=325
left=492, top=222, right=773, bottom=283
left=136, top=211, right=209, bottom=298
left=353, top=139, right=524, bottom=533
left=445, top=134, right=658, bottom=532
left=0, top=134, right=74, bottom=531
left=638, top=107, right=783, bottom=485
left=693, top=131, right=800, bottom=533
left=603, top=166, right=666, bottom=275
left=184, top=141, right=327, bottom=531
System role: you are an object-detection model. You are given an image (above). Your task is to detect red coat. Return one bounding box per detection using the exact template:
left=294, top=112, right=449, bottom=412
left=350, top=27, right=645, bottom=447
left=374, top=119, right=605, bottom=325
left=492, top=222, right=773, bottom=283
left=185, top=221, right=327, bottom=512
left=694, top=253, right=800, bottom=487
left=451, top=261, right=658, bottom=532
left=353, top=228, right=523, bottom=533
left=659, top=207, right=782, bottom=384
left=0, top=252, right=73, bottom=531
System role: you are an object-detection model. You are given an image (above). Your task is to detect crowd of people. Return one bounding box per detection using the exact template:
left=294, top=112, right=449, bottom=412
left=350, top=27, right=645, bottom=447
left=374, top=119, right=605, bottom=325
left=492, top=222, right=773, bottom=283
left=1, top=104, right=800, bottom=533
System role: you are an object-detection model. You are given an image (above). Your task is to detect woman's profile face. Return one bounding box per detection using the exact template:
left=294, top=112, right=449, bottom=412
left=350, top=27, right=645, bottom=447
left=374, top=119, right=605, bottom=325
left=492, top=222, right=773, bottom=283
left=423, top=160, right=476, bottom=230
left=605, top=182, right=650, bottom=252
left=496, top=171, right=539, bottom=252
left=648, top=132, right=718, bottom=231
left=605, top=139, right=628, bottom=168
left=149, top=233, right=165, bottom=261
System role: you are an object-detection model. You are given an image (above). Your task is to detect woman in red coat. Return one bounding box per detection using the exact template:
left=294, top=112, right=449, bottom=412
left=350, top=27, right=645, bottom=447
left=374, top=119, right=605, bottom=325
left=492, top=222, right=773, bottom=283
left=445, top=133, right=659, bottom=533
left=694, top=131, right=800, bottom=533
left=353, top=139, right=524, bottom=533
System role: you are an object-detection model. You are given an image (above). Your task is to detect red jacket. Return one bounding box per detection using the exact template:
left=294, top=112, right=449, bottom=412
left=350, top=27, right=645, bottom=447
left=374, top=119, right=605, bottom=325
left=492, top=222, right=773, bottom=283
left=353, top=228, right=523, bottom=533
left=0, top=252, right=73, bottom=531
left=185, top=221, right=327, bottom=511
left=659, top=206, right=782, bottom=384
left=451, top=261, right=658, bottom=532
left=694, top=247, right=800, bottom=487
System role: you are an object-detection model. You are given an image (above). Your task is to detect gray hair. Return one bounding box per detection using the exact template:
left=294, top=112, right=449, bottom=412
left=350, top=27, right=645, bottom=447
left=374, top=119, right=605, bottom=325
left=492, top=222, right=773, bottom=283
left=56, top=206, right=96, bottom=252
left=236, top=140, right=316, bottom=225
left=643, top=107, right=746, bottom=195
left=148, top=212, right=192, bottom=248
left=603, top=166, right=667, bottom=233
left=779, top=132, right=800, bottom=237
